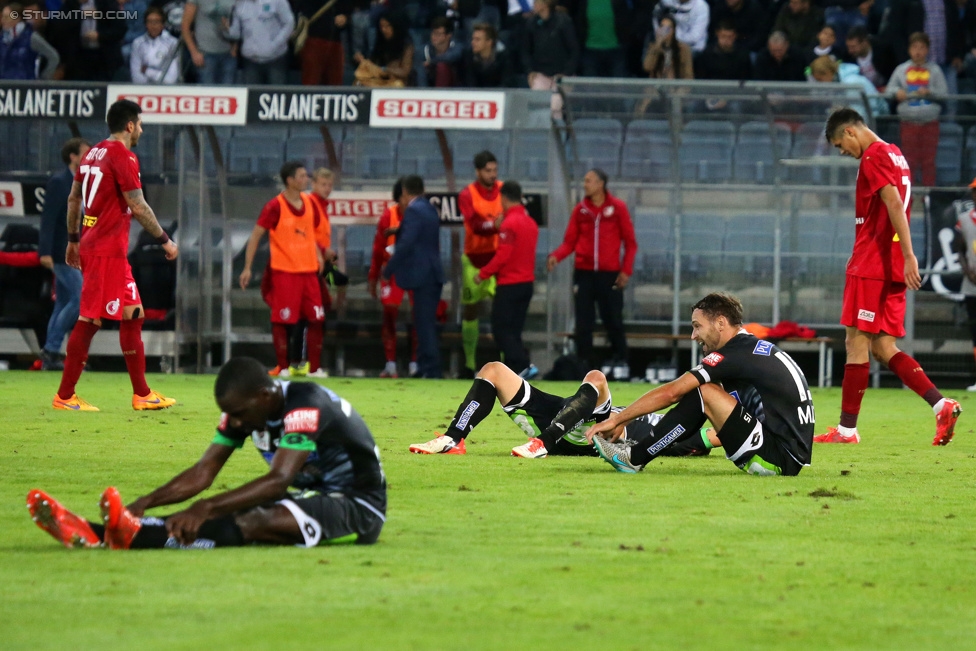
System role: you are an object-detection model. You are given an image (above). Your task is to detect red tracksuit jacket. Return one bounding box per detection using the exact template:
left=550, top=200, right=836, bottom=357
left=550, top=191, right=637, bottom=275
left=479, top=204, right=538, bottom=286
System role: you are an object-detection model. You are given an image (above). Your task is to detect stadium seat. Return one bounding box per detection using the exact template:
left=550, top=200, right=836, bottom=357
left=342, top=131, right=397, bottom=179
left=680, top=212, right=726, bottom=277
left=396, top=130, right=446, bottom=180
left=512, top=131, right=550, bottom=181
left=936, top=122, right=963, bottom=186
left=678, top=121, right=734, bottom=182
left=621, top=120, right=674, bottom=182
left=285, top=134, right=332, bottom=174
left=449, top=131, right=510, bottom=178
left=570, top=118, right=623, bottom=177
left=723, top=229, right=775, bottom=277
left=227, top=134, right=285, bottom=176
left=967, top=126, right=976, bottom=181
left=136, top=125, right=164, bottom=175
left=733, top=122, right=792, bottom=184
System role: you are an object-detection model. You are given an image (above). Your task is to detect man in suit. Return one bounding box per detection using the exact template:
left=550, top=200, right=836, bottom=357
left=38, top=137, right=90, bottom=371
left=383, top=175, right=444, bottom=379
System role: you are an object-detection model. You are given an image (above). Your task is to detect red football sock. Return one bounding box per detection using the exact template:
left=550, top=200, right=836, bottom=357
left=887, top=351, right=942, bottom=407
left=306, top=322, right=324, bottom=372
left=57, top=320, right=100, bottom=400
left=839, top=362, right=870, bottom=429
left=272, top=324, right=290, bottom=370
left=382, top=306, right=398, bottom=363
left=120, top=319, right=151, bottom=397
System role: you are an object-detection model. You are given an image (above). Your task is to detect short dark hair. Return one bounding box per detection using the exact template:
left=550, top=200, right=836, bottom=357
left=692, top=293, right=743, bottom=326
left=145, top=6, right=165, bottom=22
left=500, top=180, right=522, bottom=203
left=472, top=22, right=497, bottom=43
left=279, top=160, right=305, bottom=186
left=824, top=107, right=865, bottom=142
left=61, top=137, right=89, bottom=165
left=214, top=357, right=273, bottom=400
left=392, top=179, right=403, bottom=201
left=401, top=174, right=424, bottom=196
left=908, top=31, right=929, bottom=48
left=589, top=168, right=609, bottom=190
left=474, top=150, right=497, bottom=170
left=106, top=99, right=142, bottom=134
left=846, top=25, right=868, bottom=42
left=714, top=20, right=736, bottom=33
left=430, top=16, right=453, bottom=33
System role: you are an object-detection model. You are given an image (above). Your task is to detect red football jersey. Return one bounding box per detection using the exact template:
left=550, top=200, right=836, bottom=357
left=74, top=139, right=141, bottom=258
left=847, top=140, right=911, bottom=282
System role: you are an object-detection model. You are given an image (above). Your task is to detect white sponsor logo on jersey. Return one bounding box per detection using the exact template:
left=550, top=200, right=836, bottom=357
left=284, top=408, right=319, bottom=433
left=858, top=309, right=876, bottom=322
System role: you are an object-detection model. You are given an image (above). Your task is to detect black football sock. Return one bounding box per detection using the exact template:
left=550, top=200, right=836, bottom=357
left=539, top=383, right=599, bottom=450
left=88, top=521, right=105, bottom=542
left=660, top=427, right=713, bottom=457
left=128, top=515, right=245, bottom=549
left=447, top=378, right=498, bottom=442
left=630, top=390, right=708, bottom=466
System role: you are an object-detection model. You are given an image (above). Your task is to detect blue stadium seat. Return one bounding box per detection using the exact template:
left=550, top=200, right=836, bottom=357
left=512, top=131, right=550, bottom=181
left=396, top=130, right=446, bottom=179
left=967, top=126, right=976, bottom=180
left=449, top=131, right=510, bottom=178
left=733, top=122, right=792, bottom=184
left=680, top=212, right=726, bottom=277
left=936, top=122, right=963, bottom=186
left=200, top=127, right=232, bottom=175
left=678, top=121, right=734, bottom=182
left=135, top=125, right=164, bottom=174
left=723, top=229, right=775, bottom=277
left=227, top=134, right=285, bottom=175
left=342, top=131, right=397, bottom=179
left=285, top=135, right=331, bottom=174
left=621, top=120, right=673, bottom=182
left=571, top=118, right=623, bottom=177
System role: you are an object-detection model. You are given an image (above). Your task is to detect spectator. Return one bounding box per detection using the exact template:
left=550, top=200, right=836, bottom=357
left=48, top=0, right=125, bottom=81
left=696, top=20, right=752, bottom=80
left=709, top=0, right=768, bottom=53
left=38, top=137, right=90, bottom=371
left=808, top=54, right=888, bottom=117
left=297, top=0, right=349, bottom=87
left=961, top=0, right=976, bottom=87
left=654, top=0, right=709, bottom=53
left=0, top=3, right=59, bottom=79
left=547, top=169, right=637, bottom=370
left=369, top=181, right=419, bottom=379
left=383, top=175, right=445, bottom=379
left=477, top=181, right=539, bottom=379
left=753, top=31, right=806, bottom=81
left=423, top=16, right=463, bottom=87
left=643, top=13, right=693, bottom=79
left=808, top=24, right=847, bottom=62
left=571, top=0, right=632, bottom=77
left=182, top=0, right=237, bottom=84
left=886, top=31, right=948, bottom=186
left=880, top=0, right=962, bottom=73
left=225, top=0, right=295, bottom=85
left=353, top=11, right=414, bottom=86
left=119, top=0, right=149, bottom=66
left=772, top=0, right=824, bottom=48
left=130, top=7, right=180, bottom=83
left=522, top=0, right=578, bottom=110
left=462, top=22, right=511, bottom=87
left=844, top=24, right=896, bottom=89
left=152, top=0, right=187, bottom=37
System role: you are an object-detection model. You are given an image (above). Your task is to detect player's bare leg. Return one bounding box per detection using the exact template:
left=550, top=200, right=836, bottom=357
left=235, top=505, right=304, bottom=545
left=122, top=304, right=176, bottom=410
left=816, top=326, right=869, bottom=443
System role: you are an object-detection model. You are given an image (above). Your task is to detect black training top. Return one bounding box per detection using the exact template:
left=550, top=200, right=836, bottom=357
left=689, top=332, right=814, bottom=466
left=213, top=381, right=386, bottom=511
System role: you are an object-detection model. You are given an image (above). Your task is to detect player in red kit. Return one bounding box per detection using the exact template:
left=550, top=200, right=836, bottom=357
left=817, top=108, right=961, bottom=445
left=53, top=99, right=179, bottom=412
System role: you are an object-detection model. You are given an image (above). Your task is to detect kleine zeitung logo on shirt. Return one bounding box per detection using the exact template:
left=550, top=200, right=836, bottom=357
left=284, top=408, right=319, bottom=433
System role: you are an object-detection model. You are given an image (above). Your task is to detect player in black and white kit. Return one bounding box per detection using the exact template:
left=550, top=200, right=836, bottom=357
left=408, top=361, right=714, bottom=459
left=26, top=356, right=386, bottom=550
left=587, top=293, right=815, bottom=476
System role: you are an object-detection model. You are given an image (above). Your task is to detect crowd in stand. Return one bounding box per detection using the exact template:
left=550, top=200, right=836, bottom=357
left=0, top=0, right=973, bottom=96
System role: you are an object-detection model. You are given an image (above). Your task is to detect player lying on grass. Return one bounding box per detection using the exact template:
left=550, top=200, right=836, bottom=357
left=586, top=292, right=815, bottom=476
left=27, top=356, right=386, bottom=549
left=409, top=361, right=717, bottom=458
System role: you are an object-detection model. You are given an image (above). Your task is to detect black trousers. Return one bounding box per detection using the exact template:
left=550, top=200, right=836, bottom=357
left=574, top=269, right=627, bottom=364
left=492, top=281, right=534, bottom=374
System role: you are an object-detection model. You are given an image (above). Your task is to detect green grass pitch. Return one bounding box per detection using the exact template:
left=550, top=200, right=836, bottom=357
left=2, top=371, right=975, bottom=650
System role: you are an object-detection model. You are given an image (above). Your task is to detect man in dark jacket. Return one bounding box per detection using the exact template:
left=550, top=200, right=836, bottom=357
left=696, top=21, right=752, bottom=79
left=38, top=138, right=90, bottom=371
left=844, top=25, right=896, bottom=90
left=462, top=22, right=511, bottom=87
left=521, top=0, right=579, bottom=83
left=709, top=0, right=769, bottom=52
left=383, top=175, right=445, bottom=379
left=48, top=0, right=127, bottom=81
left=753, top=30, right=806, bottom=81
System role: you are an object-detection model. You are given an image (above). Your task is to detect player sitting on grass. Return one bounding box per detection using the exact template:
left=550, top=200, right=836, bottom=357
left=586, top=292, right=814, bottom=476
left=27, top=356, right=386, bottom=549
left=408, top=361, right=716, bottom=458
